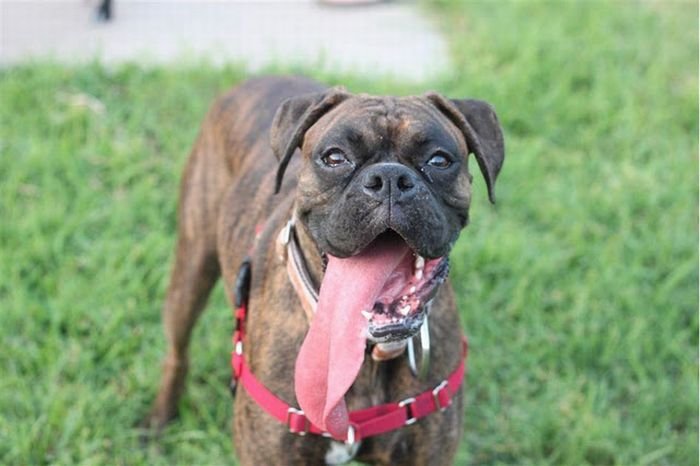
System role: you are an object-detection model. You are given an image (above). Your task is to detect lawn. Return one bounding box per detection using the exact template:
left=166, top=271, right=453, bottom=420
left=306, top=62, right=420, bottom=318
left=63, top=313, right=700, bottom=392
left=1, top=1, right=697, bottom=465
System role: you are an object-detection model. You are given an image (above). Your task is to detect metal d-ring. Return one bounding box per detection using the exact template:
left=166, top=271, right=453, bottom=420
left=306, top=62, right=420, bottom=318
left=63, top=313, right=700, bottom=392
left=324, top=425, right=361, bottom=465
left=407, top=314, right=431, bottom=380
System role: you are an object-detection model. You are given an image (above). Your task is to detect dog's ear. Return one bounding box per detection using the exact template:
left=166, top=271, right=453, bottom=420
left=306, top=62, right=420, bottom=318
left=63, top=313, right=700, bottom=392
left=425, top=93, right=505, bottom=203
left=270, top=87, right=349, bottom=194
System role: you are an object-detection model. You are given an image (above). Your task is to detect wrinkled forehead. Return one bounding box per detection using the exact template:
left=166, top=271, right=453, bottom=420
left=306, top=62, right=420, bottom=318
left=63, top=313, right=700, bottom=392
left=305, top=96, right=466, bottom=153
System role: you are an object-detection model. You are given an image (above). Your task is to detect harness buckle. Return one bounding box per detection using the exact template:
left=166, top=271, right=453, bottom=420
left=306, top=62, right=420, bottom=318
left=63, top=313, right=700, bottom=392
left=432, top=380, right=450, bottom=412
left=398, top=397, right=417, bottom=425
left=286, top=407, right=310, bottom=436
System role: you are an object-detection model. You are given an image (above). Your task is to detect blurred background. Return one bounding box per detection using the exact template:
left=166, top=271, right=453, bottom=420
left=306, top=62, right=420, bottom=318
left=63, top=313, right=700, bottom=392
left=1, top=1, right=697, bottom=465
left=2, top=0, right=449, bottom=80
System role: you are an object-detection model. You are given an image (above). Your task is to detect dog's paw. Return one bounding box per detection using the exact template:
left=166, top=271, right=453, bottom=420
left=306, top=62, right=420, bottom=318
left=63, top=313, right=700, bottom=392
left=136, top=403, right=179, bottom=444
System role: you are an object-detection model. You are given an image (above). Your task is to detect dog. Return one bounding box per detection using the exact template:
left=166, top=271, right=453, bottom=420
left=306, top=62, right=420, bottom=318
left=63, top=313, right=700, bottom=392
left=143, top=76, right=504, bottom=465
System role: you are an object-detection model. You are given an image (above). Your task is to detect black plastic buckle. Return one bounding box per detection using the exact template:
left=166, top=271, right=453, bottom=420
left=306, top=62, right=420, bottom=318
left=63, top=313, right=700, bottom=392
left=234, top=258, right=252, bottom=308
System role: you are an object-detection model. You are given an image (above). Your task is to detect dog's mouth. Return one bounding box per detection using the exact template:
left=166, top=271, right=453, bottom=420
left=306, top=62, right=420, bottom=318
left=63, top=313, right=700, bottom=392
left=360, top=231, right=449, bottom=343
left=294, top=229, right=451, bottom=439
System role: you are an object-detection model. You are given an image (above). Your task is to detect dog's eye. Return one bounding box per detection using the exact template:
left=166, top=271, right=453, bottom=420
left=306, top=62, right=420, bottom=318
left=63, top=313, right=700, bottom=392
left=426, top=152, right=453, bottom=169
left=321, top=149, right=350, bottom=168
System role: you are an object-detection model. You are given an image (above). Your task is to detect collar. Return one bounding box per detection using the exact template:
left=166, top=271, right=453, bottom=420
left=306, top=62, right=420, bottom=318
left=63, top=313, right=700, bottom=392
left=276, top=218, right=318, bottom=322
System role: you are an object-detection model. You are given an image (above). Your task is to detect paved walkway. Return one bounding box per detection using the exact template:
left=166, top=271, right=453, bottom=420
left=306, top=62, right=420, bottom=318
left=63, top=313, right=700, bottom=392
left=0, top=0, right=449, bottom=81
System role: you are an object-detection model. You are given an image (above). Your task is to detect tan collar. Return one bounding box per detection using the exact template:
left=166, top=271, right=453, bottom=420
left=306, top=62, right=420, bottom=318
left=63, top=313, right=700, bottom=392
left=276, top=217, right=318, bottom=322
left=276, top=218, right=430, bottom=369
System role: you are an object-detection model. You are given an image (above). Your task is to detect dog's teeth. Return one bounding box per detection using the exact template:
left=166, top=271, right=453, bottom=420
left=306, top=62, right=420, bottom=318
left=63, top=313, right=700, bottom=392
left=409, top=286, right=416, bottom=294
left=415, top=269, right=423, bottom=281
left=402, top=295, right=408, bottom=301
left=361, top=310, right=372, bottom=321
left=415, top=255, right=425, bottom=271
left=399, top=305, right=411, bottom=316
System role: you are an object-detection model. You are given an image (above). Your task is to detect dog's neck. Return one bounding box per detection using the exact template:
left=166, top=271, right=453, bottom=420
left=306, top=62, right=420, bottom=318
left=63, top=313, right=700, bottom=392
left=284, top=215, right=413, bottom=364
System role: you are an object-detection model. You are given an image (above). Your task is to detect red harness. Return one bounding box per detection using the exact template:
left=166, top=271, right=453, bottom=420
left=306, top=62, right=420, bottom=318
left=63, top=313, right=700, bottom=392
left=230, top=295, right=468, bottom=444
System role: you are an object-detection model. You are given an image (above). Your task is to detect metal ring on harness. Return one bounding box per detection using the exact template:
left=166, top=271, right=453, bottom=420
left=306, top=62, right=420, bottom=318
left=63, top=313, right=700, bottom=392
left=407, top=313, right=431, bottom=379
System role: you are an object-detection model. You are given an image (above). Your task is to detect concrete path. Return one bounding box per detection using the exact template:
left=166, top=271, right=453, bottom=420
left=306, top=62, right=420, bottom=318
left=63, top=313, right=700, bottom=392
left=0, top=1, right=449, bottom=81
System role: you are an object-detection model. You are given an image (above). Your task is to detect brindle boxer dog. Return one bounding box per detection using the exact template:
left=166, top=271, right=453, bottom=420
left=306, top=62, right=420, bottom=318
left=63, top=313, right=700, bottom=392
left=143, top=76, right=504, bottom=465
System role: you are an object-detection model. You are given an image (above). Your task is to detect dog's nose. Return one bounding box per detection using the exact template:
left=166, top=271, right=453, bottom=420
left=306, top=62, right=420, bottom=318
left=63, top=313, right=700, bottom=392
left=362, top=163, right=418, bottom=202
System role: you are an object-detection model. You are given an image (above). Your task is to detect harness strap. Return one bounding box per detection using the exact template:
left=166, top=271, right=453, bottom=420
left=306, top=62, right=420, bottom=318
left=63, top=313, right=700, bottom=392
left=231, top=301, right=468, bottom=443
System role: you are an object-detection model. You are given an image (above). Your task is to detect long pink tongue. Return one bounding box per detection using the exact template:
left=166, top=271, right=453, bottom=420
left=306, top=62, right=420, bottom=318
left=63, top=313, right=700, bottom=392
left=294, top=236, right=410, bottom=438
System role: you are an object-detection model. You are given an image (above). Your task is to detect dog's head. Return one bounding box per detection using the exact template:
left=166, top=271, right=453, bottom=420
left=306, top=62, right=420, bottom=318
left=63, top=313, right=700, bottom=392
left=271, top=87, right=504, bottom=438
left=271, top=87, right=504, bottom=341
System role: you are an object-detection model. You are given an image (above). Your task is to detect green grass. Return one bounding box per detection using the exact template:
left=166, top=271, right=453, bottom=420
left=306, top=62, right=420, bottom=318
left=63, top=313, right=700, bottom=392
left=1, top=1, right=697, bottom=465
